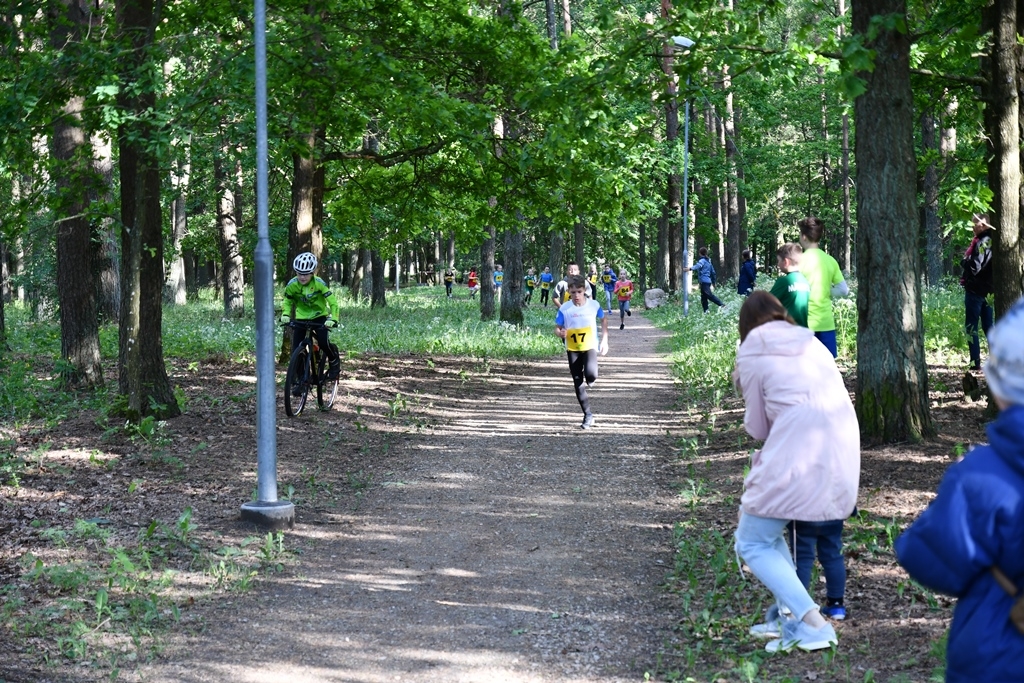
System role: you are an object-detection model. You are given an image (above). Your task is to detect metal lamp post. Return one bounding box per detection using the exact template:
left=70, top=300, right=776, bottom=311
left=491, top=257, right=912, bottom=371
left=672, top=36, right=694, bottom=316
left=241, top=0, right=295, bottom=529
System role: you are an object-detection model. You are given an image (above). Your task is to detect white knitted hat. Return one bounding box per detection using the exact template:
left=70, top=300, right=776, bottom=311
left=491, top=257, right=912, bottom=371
left=985, top=295, right=1024, bottom=405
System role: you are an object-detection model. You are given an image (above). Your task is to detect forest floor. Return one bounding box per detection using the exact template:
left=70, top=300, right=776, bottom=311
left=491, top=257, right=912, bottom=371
left=0, top=309, right=992, bottom=682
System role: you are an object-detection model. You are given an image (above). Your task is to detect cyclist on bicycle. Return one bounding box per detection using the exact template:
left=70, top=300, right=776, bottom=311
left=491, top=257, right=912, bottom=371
left=281, top=252, right=341, bottom=381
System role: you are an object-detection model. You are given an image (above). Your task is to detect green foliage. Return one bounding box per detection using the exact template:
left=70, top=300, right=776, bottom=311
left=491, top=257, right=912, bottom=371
left=648, top=279, right=972, bottom=390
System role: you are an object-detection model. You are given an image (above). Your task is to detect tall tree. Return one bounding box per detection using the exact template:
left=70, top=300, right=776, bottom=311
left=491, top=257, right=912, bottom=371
left=988, top=0, right=1024, bottom=315
left=165, top=148, right=188, bottom=305
left=49, top=0, right=103, bottom=389
left=215, top=142, right=244, bottom=315
left=852, top=0, right=931, bottom=442
left=921, top=111, right=943, bottom=285
left=115, top=0, right=179, bottom=419
left=480, top=225, right=496, bottom=320
left=661, top=0, right=682, bottom=293
left=500, top=223, right=525, bottom=325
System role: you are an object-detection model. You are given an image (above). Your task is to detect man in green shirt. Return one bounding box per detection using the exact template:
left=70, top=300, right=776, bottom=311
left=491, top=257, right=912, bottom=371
left=769, top=243, right=810, bottom=327
left=798, top=217, right=848, bottom=357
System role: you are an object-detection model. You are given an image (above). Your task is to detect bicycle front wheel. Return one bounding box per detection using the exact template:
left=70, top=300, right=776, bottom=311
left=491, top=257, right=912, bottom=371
left=285, top=343, right=311, bottom=417
left=313, top=346, right=338, bottom=411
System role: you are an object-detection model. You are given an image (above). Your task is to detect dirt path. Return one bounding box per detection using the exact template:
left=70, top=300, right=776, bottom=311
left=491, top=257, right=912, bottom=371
left=137, top=311, right=685, bottom=683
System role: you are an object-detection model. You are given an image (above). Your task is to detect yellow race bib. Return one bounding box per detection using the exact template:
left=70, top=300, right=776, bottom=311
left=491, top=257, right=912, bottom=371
left=565, top=327, right=595, bottom=352
left=541, top=282, right=550, bottom=289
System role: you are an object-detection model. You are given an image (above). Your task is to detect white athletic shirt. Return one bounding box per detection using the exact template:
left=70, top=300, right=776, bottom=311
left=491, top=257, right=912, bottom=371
left=555, top=299, right=604, bottom=352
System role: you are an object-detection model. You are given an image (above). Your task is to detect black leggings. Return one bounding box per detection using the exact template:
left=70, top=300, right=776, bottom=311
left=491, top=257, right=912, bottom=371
left=567, top=349, right=599, bottom=416
left=291, top=317, right=339, bottom=363
left=540, top=288, right=550, bottom=305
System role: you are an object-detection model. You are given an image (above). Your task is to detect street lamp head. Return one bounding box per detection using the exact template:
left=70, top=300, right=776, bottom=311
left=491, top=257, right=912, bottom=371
left=672, top=35, right=695, bottom=49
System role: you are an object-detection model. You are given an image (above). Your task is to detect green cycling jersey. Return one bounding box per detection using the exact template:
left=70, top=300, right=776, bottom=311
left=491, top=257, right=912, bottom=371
left=283, top=276, right=340, bottom=321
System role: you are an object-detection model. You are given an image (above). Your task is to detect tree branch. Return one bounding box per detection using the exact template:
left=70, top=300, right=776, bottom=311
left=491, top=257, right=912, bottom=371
left=322, top=139, right=447, bottom=167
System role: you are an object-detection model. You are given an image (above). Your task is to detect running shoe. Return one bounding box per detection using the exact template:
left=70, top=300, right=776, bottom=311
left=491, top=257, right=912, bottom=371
left=765, top=620, right=837, bottom=653
left=821, top=604, right=846, bottom=620
left=581, top=413, right=595, bottom=430
left=620, top=323, right=625, bottom=330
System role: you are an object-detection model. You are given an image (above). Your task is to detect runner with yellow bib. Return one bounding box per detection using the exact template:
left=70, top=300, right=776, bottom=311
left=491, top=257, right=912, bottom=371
left=613, top=269, right=635, bottom=330
left=555, top=274, right=609, bottom=430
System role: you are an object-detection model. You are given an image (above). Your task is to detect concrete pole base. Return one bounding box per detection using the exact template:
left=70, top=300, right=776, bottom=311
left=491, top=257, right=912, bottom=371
left=240, top=500, right=295, bottom=530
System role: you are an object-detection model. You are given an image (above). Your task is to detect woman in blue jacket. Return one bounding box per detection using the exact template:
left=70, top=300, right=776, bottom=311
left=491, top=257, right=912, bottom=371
left=895, top=295, right=1024, bottom=683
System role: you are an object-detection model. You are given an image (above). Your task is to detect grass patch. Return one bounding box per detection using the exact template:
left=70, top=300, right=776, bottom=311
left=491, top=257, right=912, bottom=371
left=645, top=278, right=973, bottom=401
left=2, top=510, right=292, bottom=670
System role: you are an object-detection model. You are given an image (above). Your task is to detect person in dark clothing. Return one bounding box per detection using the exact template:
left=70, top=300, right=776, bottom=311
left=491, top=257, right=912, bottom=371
left=684, top=247, right=725, bottom=313
left=962, top=213, right=996, bottom=371
left=738, top=249, right=757, bottom=296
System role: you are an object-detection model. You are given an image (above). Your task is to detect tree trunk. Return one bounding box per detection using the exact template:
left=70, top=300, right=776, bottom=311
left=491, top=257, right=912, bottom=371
left=115, top=0, right=180, bottom=420
left=655, top=213, right=668, bottom=290
left=216, top=143, right=244, bottom=316
left=638, top=218, right=647, bottom=291
left=359, top=248, right=373, bottom=300
left=49, top=0, right=102, bottom=389
left=995, top=0, right=1024, bottom=313
left=724, top=83, right=740, bottom=281
left=183, top=249, right=198, bottom=300
left=574, top=220, right=585, bottom=270
left=370, top=250, right=386, bottom=308
left=287, top=128, right=324, bottom=268
left=549, top=230, right=564, bottom=283
left=52, top=94, right=103, bottom=388
left=545, top=0, right=558, bottom=49
left=480, top=226, right=496, bottom=320
left=841, top=112, right=852, bottom=274
left=852, top=0, right=931, bottom=442
left=837, top=0, right=852, bottom=274
left=500, top=227, right=524, bottom=325
left=165, top=157, right=187, bottom=305
left=921, top=112, right=943, bottom=286
left=91, top=134, right=120, bottom=321
left=940, top=101, right=958, bottom=278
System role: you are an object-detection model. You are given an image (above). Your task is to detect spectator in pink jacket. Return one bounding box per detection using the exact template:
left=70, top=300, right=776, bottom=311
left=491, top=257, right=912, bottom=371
left=732, top=291, right=860, bottom=653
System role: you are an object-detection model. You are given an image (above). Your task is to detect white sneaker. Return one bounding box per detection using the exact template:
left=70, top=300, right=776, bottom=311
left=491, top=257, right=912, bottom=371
left=765, top=620, right=837, bottom=653
left=749, top=604, right=784, bottom=639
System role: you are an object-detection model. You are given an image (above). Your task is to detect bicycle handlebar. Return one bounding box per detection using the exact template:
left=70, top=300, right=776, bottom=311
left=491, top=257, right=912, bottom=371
left=282, top=320, right=328, bottom=330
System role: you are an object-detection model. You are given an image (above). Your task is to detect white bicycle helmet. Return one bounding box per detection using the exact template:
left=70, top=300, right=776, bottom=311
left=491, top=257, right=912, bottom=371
left=293, top=252, right=318, bottom=274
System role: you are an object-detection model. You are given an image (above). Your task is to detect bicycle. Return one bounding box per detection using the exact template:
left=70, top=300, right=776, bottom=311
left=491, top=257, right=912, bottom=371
left=283, top=320, right=340, bottom=416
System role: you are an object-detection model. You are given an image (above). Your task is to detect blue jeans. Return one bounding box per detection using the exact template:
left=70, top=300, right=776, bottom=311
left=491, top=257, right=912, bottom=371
left=789, top=519, right=846, bottom=601
left=605, top=289, right=614, bottom=311
left=965, top=291, right=993, bottom=366
left=735, top=512, right=818, bottom=620
left=814, top=330, right=837, bottom=358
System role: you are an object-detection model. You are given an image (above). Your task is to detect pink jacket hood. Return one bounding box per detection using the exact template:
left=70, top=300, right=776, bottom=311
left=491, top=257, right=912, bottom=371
left=735, top=321, right=860, bottom=521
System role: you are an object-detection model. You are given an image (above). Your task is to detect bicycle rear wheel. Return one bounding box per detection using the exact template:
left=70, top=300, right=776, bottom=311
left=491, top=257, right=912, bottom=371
left=284, top=343, right=311, bottom=417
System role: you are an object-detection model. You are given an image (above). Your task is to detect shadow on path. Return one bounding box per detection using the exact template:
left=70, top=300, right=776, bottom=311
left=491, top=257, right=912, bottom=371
left=140, top=312, right=685, bottom=683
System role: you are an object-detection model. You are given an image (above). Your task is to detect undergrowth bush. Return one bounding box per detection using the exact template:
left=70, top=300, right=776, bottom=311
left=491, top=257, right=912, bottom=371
left=648, top=277, right=972, bottom=401
left=0, top=285, right=562, bottom=426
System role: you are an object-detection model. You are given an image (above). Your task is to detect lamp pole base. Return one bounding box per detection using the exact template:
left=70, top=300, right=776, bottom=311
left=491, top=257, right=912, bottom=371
left=240, top=501, right=295, bottom=530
